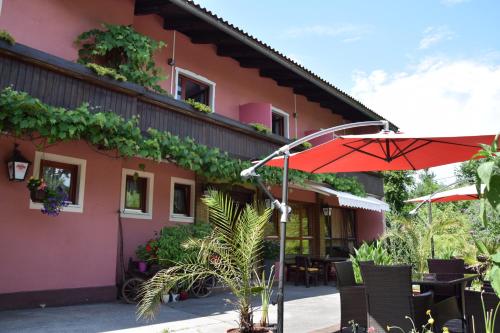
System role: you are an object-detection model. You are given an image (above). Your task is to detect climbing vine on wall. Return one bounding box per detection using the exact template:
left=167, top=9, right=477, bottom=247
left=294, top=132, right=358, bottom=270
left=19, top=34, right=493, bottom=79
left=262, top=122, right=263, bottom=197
left=0, top=87, right=366, bottom=196
left=75, top=24, right=166, bottom=93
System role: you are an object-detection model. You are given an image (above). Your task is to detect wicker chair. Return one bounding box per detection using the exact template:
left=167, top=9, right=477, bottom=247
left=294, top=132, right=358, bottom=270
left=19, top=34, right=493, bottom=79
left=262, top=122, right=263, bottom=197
left=334, top=261, right=368, bottom=331
left=465, top=290, right=500, bottom=333
left=427, top=259, right=466, bottom=302
left=361, top=264, right=434, bottom=333
left=294, top=256, right=320, bottom=287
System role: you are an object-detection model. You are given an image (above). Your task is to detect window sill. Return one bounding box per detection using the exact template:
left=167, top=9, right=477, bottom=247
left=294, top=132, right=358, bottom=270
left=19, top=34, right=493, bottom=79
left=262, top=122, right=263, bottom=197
left=29, top=201, right=83, bottom=213
left=121, top=209, right=152, bottom=220
left=170, top=214, right=194, bottom=223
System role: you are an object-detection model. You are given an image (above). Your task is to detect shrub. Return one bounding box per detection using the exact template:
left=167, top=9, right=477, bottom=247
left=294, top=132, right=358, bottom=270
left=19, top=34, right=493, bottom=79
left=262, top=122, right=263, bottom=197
left=249, top=123, right=271, bottom=134
left=350, top=241, right=392, bottom=283
left=0, top=30, right=15, bottom=45
left=186, top=98, right=212, bottom=113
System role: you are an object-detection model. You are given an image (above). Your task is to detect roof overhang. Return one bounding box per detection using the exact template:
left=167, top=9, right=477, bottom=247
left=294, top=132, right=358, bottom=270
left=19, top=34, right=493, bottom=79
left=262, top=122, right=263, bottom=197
left=135, top=0, right=397, bottom=128
left=291, top=182, right=390, bottom=213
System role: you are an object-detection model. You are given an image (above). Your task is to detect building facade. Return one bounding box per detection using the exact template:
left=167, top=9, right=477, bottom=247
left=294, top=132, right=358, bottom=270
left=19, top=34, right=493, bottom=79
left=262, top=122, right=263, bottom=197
left=0, top=0, right=392, bottom=309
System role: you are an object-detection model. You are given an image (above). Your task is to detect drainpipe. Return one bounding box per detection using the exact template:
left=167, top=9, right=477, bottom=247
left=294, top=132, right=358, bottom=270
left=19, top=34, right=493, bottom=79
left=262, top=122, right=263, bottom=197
left=170, top=30, right=176, bottom=96
left=0, top=0, right=3, bottom=15
left=293, top=94, right=298, bottom=139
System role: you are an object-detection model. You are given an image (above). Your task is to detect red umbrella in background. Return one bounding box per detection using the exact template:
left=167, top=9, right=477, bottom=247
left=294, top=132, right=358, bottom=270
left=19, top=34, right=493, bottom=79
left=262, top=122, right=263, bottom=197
left=265, top=131, right=496, bottom=173
left=406, top=184, right=485, bottom=203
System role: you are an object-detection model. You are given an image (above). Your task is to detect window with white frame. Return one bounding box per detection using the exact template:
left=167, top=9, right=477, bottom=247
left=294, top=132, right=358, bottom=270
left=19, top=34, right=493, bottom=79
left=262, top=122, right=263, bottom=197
left=170, top=177, right=195, bottom=223
left=271, top=107, right=289, bottom=138
left=30, top=152, right=86, bottom=213
left=120, top=169, right=154, bottom=220
left=175, top=67, right=216, bottom=109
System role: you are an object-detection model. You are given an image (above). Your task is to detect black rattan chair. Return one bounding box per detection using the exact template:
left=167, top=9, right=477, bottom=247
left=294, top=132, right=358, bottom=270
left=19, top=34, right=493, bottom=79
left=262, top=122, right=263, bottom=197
left=428, top=259, right=466, bottom=303
left=334, top=261, right=368, bottom=331
left=294, top=256, right=320, bottom=287
left=361, top=264, right=434, bottom=333
left=465, top=290, right=500, bottom=333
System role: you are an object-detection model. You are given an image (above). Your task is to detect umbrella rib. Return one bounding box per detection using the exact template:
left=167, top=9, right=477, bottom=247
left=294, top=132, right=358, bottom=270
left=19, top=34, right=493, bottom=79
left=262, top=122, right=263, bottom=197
left=391, top=140, right=433, bottom=160
left=310, top=141, right=374, bottom=173
left=392, top=140, right=417, bottom=170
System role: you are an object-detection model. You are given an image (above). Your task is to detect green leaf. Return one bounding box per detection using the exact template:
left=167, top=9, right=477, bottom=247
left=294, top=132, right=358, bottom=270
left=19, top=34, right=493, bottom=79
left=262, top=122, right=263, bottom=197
left=478, top=161, right=495, bottom=189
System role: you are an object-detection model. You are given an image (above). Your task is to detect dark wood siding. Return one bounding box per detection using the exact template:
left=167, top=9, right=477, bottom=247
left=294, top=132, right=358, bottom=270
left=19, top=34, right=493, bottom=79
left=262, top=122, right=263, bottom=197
left=0, top=41, right=384, bottom=195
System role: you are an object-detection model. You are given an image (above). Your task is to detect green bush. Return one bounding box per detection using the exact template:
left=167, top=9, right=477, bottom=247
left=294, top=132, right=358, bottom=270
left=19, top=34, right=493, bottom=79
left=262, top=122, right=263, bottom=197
left=156, top=223, right=212, bottom=266
left=350, top=241, right=392, bottom=283
left=186, top=98, right=212, bottom=113
left=0, top=30, right=15, bottom=45
left=249, top=123, right=271, bottom=134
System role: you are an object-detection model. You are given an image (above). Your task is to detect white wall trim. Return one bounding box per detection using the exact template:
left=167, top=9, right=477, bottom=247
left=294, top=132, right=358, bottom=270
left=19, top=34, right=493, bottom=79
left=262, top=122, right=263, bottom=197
left=120, top=168, right=154, bottom=220
left=271, top=106, right=290, bottom=138
left=29, top=152, right=86, bottom=213
left=170, top=176, right=195, bottom=223
left=174, top=67, right=216, bottom=111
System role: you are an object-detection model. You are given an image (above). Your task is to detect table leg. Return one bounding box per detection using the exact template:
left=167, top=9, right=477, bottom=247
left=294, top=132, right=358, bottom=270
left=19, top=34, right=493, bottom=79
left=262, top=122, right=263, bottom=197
left=324, top=263, right=329, bottom=285
left=459, top=281, right=466, bottom=332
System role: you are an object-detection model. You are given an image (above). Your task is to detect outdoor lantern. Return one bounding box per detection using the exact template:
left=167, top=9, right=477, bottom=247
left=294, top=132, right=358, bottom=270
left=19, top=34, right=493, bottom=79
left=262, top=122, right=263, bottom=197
left=322, top=206, right=332, bottom=217
left=6, top=144, right=31, bottom=181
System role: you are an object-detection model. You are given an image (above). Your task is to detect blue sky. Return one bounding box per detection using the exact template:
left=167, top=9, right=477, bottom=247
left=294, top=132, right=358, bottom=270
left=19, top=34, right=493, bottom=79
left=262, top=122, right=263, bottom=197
left=195, top=0, right=499, bottom=91
left=196, top=0, right=500, bottom=183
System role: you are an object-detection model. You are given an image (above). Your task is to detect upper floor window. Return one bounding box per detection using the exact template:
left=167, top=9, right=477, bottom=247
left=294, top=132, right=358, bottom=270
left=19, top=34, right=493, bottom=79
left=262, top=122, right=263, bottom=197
left=30, top=152, right=86, bottom=213
left=271, top=107, right=289, bottom=138
left=175, top=68, right=215, bottom=109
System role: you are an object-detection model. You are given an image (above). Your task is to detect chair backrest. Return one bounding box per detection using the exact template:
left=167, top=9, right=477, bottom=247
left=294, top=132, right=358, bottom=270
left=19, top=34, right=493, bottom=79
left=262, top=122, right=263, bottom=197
left=295, top=256, right=310, bottom=268
left=428, top=259, right=465, bottom=274
left=361, top=264, right=414, bottom=332
left=465, top=290, right=500, bottom=333
left=333, top=261, right=357, bottom=288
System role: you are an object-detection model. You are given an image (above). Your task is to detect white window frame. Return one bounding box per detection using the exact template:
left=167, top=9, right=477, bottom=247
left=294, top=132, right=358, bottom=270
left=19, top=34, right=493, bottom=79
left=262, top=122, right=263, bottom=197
left=29, top=152, right=86, bottom=213
left=271, top=106, right=290, bottom=138
left=174, top=67, right=216, bottom=111
left=170, top=177, right=195, bottom=223
left=120, top=168, right=154, bottom=220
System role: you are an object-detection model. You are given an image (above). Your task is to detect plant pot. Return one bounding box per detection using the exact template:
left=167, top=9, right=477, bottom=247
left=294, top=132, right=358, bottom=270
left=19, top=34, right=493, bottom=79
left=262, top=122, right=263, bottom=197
left=179, top=291, right=189, bottom=301
left=465, top=289, right=500, bottom=333
left=138, top=261, right=147, bottom=272
left=227, top=325, right=274, bottom=333
left=30, top=189, right=46, bottom=202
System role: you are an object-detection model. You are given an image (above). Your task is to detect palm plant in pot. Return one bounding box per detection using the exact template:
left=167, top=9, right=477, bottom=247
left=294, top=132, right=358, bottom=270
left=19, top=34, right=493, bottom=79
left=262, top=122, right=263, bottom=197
left=137, top=190, right=273, bottom=333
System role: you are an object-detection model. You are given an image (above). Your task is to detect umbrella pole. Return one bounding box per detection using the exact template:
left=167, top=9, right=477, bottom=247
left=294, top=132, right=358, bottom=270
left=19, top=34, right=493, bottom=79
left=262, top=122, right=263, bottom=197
left=428, top=200, right=435, bottom=258
left=277, top=153, right=290, bottom=333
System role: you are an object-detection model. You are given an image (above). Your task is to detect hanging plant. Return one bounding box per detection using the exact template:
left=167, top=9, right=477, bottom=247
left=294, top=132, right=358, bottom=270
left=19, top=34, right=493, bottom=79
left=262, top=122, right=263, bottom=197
left=75, top=23, right=166, bottom=93
left=27, top=177, right=69, bottom=216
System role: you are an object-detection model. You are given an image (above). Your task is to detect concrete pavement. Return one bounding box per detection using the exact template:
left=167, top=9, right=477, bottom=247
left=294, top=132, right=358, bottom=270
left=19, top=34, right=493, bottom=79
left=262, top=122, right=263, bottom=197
left=0, top=284, right=340, bottom=333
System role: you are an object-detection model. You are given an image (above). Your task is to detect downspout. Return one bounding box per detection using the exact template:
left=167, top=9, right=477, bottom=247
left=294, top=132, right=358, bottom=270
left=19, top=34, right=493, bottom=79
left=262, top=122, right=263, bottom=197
left=0, top=0, right=3, bottom=16
left=170, top=30, right=177, bottom=96
left=293, top=94, right=298, bottom=139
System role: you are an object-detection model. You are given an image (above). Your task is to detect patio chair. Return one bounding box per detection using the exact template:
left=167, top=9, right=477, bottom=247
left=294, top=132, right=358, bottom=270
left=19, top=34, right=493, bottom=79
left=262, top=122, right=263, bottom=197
left=361, top=264, right=434, bottom=333
left=333, top=261, right=368, bottom=331
left=427, top=259, right=466, bottom=302
left=293, top=256, right=320, bottom=287
left=465, top=290, right=500, bottom=333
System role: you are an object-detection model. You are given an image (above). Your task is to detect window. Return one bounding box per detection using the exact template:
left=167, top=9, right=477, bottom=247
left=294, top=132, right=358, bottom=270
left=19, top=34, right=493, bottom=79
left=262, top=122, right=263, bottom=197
left=120, top=169, right=154, bottom=219
left=170, top=177, right=195, bottom=223
left=265, top=203, right=313, bottom=255
left=175, top=68, right=215, bottom=109
left=324, top=208, right=357, bottom=256
left=271, top=107, right=289, bottom=138
left=30, top=152, right=86, bottom=213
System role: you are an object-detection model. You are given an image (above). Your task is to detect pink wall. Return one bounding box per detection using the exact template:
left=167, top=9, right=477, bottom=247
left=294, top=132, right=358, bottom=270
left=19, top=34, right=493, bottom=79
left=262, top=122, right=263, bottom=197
left=239, top=103, right=272, bottom=128
left=0, top=0, right=134, bottom=61
left=0, top=136, right=194, bottom=294
left=356, top=210, right=385, bottom=243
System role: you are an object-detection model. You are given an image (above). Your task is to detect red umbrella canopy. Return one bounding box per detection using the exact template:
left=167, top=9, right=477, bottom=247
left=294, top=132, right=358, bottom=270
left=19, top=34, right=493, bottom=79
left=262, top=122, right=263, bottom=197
left=406, top=184, right=484, bottom=203
left=266, top=132, right=496, bottom=173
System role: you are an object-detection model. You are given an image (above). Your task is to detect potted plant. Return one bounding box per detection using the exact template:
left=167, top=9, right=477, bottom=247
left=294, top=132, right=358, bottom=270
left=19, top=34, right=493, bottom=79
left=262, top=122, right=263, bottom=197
left=254, top=265, right=276, bottom=330
left=137, top=190, right=273, bottom=332
left=135, top=238, right=159, bottom=272
left=26, top=177, right=69, bottom=216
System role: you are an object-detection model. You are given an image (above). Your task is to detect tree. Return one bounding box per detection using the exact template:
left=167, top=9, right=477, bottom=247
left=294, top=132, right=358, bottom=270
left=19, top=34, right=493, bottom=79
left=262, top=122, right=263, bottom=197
left=383, top=170, right=415, bottom=215
left=412, top=169, right=441, bottom=197
left=137, top=190, right=273, bottom=332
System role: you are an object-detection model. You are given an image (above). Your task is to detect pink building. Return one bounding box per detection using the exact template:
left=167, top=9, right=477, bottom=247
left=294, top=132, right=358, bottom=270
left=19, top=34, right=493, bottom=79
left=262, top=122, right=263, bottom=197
left=0, top=0, right=392, bottom=309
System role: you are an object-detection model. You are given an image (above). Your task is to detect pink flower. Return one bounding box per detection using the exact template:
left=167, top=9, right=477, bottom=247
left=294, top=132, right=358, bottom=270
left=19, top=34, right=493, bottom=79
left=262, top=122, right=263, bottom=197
left=368, top=327, right=375, bottom=333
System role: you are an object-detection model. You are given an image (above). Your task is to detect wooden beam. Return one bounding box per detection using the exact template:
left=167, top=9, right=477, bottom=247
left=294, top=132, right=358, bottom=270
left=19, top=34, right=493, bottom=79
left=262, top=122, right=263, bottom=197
left=216, top=45, right=257, bottom=58
left=190, top=33, right=231, bottom=44
left=135, top=0, right=174, bottom=15
left=163, top=19, right=206, bottom=31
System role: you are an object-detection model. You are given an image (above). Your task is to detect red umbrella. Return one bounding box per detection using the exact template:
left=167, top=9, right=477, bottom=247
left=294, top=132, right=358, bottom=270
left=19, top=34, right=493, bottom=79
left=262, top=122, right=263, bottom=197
left=265, top=131, right=496, bottom=173
left=406, top=184, right=484, bottom=203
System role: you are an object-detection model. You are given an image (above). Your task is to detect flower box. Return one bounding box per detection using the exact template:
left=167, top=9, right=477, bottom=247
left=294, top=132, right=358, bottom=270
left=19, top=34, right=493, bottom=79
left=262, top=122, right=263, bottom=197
left=30, top=189, right=46, bottom=202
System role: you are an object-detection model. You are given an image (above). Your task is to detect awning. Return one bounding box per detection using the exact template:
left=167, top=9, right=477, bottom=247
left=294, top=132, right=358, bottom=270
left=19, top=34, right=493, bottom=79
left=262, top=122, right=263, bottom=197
left=291, top=182, right=390, bottom=212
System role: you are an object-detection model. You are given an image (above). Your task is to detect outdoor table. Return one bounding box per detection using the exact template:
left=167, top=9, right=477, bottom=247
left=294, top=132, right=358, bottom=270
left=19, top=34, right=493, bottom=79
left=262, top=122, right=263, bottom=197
left=412, top=273, right=478, bottom=325
left=310, top=256, right=348, bottom=285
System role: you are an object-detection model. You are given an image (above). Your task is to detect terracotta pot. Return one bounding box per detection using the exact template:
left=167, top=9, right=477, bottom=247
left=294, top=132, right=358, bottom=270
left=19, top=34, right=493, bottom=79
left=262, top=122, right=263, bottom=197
left=30, top=189, right=46, bottom=202
left=226, top=325, right=273, bottom=333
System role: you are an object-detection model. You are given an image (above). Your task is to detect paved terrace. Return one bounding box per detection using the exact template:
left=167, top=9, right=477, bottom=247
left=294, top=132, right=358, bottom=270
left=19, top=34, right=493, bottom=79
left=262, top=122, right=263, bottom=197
left=0, top=284, right=340, bottom=333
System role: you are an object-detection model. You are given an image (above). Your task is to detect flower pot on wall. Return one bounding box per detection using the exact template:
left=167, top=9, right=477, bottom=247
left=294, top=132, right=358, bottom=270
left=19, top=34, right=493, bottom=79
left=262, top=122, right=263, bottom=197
left=138, top=261, right=147, bottom=273
left=30, top=189, right=46, bottom=202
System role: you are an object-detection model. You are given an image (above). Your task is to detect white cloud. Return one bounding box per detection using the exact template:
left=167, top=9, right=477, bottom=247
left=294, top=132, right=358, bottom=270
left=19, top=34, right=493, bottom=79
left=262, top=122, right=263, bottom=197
left=419, top=26, right=454, bottom=49
left=351, top=57, right=500, bottom=135
left=283, top=24, right=370, bottom=42
left=351, top=57, right=500, bottom=183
